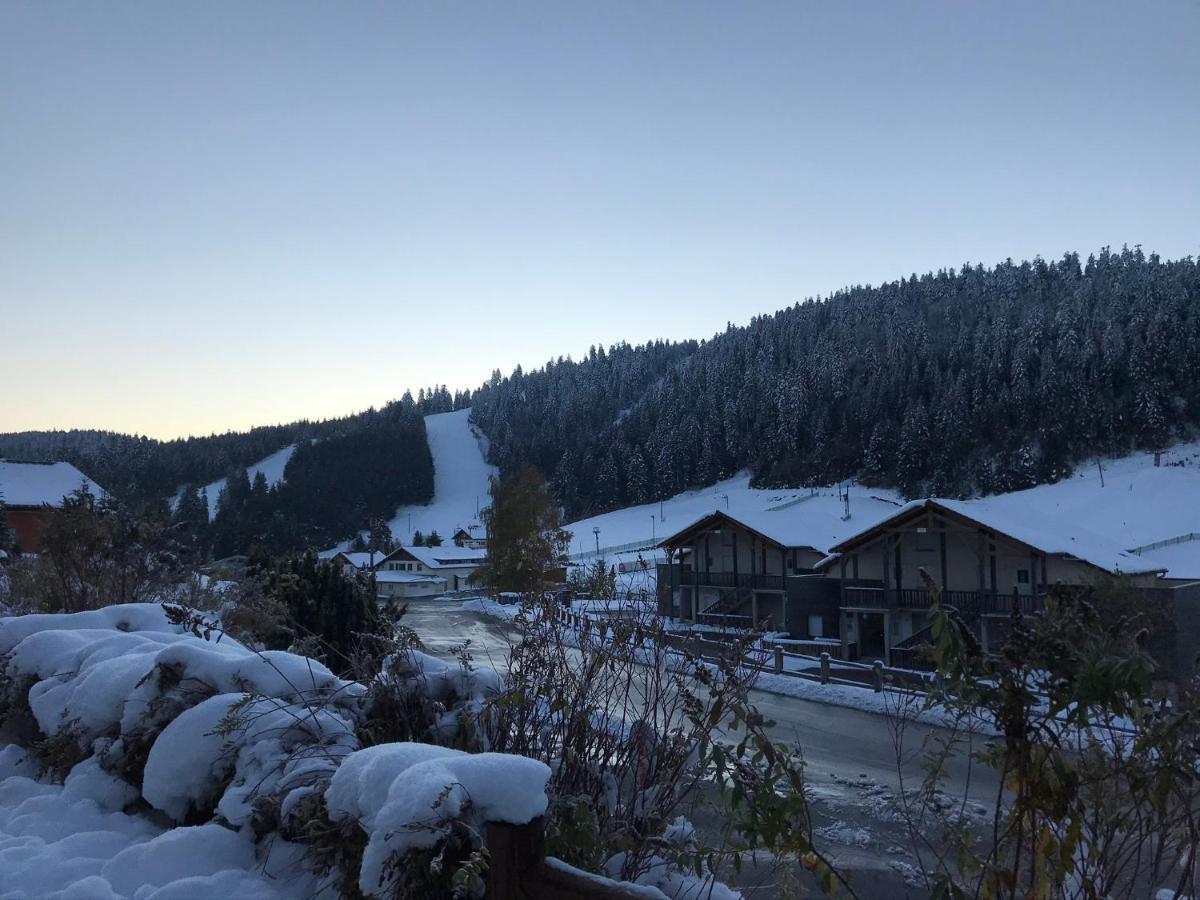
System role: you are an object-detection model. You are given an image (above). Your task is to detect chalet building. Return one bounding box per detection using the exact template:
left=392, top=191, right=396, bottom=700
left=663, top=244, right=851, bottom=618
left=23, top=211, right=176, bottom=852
left=375, top=544, right=487, bottom=595
left=654, top=497, right=897, bottom=636
left=451, top=525, right=487, bottom=549
left=815, top=498, right=1173, bottom=665
left=655, top=498, right=1200, bottom=680
left=329, top=551, right=383, bottom=573
left=0, top=460, right=105, bottom=554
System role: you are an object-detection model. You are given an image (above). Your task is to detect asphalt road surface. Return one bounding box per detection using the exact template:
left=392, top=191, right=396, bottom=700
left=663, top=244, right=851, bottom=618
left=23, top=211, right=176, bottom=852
left=402, top=598, right=999, bottom=897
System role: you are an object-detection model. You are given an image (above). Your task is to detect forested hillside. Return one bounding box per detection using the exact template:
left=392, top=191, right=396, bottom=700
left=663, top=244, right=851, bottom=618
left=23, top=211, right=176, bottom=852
left=1, top=388, right=465, bottom=553
left=6, top=247, right=1199, bottom=537
left=471, top=247, right=1200, bottom=517
left=0, top=386, right=467, bottom=505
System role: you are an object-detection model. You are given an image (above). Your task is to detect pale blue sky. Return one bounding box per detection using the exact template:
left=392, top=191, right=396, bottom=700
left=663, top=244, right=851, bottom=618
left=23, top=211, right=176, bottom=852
left=2, top=1, right=1198, bottom=438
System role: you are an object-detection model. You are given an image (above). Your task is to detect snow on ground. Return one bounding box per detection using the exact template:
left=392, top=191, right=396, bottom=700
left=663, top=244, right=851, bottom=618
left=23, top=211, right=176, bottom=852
left=387, top=409, right=496, bottom=544
left=1137, top=537, right=1200, bottom=581
left=0, top=745, right=313, bottom=900
left=564, top=440, right=1200, bottom=580
left=171, top=443, right=298, bottom=522
left=973, top=441, right=1200, bottom=579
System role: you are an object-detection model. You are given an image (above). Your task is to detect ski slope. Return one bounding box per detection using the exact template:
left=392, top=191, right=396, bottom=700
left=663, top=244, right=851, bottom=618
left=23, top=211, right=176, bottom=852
left=564, top=441, right=1200, bottom=580
left=387, top=409, right=497, bottom=544
left=173, top=444, right=297, bottom=521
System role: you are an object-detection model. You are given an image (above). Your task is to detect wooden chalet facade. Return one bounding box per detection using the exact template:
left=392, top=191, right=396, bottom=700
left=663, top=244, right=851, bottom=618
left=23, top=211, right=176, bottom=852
left=817, top=498, right=1170, bottom=665
left=656, top=510, right=829, bottom=633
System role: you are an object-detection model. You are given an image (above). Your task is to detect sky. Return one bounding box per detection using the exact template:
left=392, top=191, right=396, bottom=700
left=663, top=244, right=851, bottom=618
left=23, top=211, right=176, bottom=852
left=2, top=1, right=1198, bottom=439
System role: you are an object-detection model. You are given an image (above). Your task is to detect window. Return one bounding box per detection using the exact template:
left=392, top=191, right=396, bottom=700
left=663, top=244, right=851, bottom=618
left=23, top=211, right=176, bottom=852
left=915, top=527, right=936, bottom=552
left=1016, top=569, right=1030, bottom=584
left=807, top=614, right=824, bottom=638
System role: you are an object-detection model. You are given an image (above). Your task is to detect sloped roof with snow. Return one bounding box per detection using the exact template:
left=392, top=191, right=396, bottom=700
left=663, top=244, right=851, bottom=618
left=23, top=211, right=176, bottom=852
left=332, top=552, right=381, bottom=569
left=0, top=460, right=104, bottom=508
left=658, top=496, right=900, bottom=554
left=825, top=498, right=1167, bottom=577
left=383, top=545, right=487, bottom=570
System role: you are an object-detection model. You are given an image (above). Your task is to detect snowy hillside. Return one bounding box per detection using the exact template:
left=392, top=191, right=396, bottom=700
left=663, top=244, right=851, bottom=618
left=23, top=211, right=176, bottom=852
left=173, top=444, right=297, bottom=521
left=565, top=441, right=1200, bottom=581
left=970, top=441, right=1200, bottom=580
left=387, top=409, right=497, bottom=543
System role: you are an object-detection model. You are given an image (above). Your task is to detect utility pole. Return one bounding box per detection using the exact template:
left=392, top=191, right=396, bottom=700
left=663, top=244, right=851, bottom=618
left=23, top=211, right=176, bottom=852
left=659, top=499, right=664, bottom=522
left=651, top=515, right=656, bottom=543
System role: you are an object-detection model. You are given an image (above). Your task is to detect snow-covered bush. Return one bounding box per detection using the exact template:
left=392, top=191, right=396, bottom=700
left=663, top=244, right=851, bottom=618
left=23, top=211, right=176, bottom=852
left=327, top=743, right=550, bottom=896
left=0, top=601, right=563, bottom=898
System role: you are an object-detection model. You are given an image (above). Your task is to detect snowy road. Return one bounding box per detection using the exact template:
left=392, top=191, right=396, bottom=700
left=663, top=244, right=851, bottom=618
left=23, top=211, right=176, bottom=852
left=403, top=598, right=995, bottom=896
left=402, top=598, right=998, bottom=802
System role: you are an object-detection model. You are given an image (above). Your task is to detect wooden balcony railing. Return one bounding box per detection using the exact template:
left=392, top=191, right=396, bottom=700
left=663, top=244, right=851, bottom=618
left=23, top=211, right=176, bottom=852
left=675, top=569, right=786, bottom=590
left=842, top=586, right=1046, bottom=615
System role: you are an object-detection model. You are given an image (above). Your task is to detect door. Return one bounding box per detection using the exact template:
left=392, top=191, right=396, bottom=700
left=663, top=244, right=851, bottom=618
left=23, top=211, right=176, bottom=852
left=858, top=613, right=887, bottom=661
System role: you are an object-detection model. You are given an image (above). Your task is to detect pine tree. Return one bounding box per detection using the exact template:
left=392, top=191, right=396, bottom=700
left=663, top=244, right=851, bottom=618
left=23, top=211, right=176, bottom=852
left=0, top=502, right=15, bottom=557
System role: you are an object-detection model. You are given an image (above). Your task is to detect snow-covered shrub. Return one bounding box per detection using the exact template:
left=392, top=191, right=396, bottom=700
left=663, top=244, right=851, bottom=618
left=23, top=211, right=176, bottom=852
left=8, top=488, right=184, bottom=614
left=326, top=742, right=551, bottom=897
left=481, top=595, right=766, bottom=891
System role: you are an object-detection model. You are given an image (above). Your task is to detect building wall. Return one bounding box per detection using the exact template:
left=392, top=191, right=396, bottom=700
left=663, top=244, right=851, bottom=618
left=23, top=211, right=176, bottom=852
left=381, top=557, right=480, bottom=591
left=377, top=580, right=445, bottom=600
left=838, top=513, right=1110, bottom=595
left=1166, top=582, right=1200, bottom=684
left=784, top=575, right=842, bottom=639
left=7, top=508, right=52, bottom=554
left=682, top=526, right=818, bottom=578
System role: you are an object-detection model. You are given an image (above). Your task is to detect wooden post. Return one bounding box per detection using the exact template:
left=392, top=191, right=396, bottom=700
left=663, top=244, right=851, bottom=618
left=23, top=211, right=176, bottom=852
left=486, top=818, right=546, bottom=900
left=820, top=651, right=831, bottom=684
left=774, top=646, right=784, bottom=674
left=872, top=660, right=884, bottom=692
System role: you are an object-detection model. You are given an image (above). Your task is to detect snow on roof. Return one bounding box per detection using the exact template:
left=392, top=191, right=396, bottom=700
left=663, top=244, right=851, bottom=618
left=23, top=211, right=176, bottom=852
left=658, top=496, right=900, bottom=553
left=1132, top=538, right=1200, bottom=581
left=372, top=570, right=447, bottom=585
left=0, top=460, right=104, bottom=508
left=332, top=551, right=381, bottom=569
left=390, top=545, right=487, bottom=569
left=828, top=498, right=1167, bottom=577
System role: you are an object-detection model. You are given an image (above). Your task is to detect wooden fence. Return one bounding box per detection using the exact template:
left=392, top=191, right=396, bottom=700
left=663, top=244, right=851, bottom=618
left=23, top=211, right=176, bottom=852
left=548, top=605, right=932, bottom=694
left=485, top=817, right=658, bottom=899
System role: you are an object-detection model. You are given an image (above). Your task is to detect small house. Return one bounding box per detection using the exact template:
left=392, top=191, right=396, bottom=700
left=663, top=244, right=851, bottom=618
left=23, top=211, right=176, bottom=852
left=0, top=460, right=106, bottom=554
left=375, top=544, right=487, bottom=594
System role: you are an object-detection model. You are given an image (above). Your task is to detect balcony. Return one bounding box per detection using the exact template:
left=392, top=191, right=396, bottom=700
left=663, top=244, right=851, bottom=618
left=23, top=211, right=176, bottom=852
left=842, top=586, right=1046, bottom=616
left=675, top=569, right=786, bottom=591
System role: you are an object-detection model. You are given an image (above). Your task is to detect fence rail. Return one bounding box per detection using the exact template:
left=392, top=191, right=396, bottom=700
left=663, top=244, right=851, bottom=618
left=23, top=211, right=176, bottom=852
left=548, top=604, right=929, bottom=693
